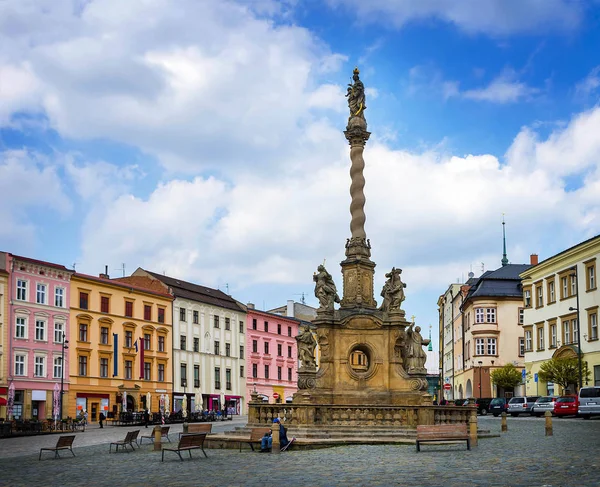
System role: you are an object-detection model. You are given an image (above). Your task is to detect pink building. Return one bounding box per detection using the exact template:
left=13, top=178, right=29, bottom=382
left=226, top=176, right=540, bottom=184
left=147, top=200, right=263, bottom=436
left=246, top=307, right=299, bottom=406
left=6, top=254, right=73, bottom=420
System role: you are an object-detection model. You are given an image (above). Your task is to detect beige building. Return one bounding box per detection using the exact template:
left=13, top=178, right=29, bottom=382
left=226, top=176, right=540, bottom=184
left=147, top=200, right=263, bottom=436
left=520, top=236, right=600, bottom=395
left=438, top=284, right=462, bottom=400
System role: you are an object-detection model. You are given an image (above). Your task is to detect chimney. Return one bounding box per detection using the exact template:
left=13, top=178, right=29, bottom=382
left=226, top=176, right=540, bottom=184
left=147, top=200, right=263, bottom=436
left=247, top=302, right=255, bottom=309
left=99, top=265, right=110, bottom=279
left=530, top=254, right=539, bottom=266
left=287, top=299, right=294, bottom=317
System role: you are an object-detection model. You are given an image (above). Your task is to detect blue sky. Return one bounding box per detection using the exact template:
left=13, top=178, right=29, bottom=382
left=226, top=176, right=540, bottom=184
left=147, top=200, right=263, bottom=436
left=2, top=0, right=600, bottom=351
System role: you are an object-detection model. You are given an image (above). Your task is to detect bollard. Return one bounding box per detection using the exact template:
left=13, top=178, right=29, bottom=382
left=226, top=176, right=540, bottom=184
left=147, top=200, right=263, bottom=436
left=153, top=424, right=162, bottom=451
left=468, top=411, right=478, bottom=448
left=544, top=411, right=553, bottom=436
left=501, top=412, right=507, bottom=433
left=271, top=421, right=281, bottom=454
left=183, top=421, right=189, bottom=434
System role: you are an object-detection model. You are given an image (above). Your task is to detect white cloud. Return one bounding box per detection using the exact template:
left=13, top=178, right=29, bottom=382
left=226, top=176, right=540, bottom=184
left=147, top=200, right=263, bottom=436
left=326, top=0, right=583, bottom=36
left=461, top=73, right=539, bottom=103
left=575, top=66, right=600, bottom=99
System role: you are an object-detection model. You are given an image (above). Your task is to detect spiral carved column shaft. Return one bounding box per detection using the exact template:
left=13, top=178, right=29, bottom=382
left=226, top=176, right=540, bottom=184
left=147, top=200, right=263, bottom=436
left=349, top=145, right=367, bottom=239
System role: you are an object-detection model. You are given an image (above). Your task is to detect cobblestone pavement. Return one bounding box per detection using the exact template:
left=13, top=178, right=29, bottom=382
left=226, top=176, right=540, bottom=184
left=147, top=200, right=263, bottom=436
left=1, top=416, right=599, bottom=487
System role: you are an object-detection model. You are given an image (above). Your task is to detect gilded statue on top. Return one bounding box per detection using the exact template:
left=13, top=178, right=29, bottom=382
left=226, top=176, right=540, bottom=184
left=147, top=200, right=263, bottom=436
left=346, top=67, right=366, bottom=120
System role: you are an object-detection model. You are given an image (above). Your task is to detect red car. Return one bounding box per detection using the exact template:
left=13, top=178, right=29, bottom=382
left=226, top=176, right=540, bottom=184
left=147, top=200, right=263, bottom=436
left=553, top=395, right=579, bottom=417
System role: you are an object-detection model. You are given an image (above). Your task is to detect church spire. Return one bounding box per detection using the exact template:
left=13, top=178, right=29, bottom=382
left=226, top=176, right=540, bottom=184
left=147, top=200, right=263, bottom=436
left=501, top=214, right=508, bottom=267
left=428, top=325, right=433, bottom=352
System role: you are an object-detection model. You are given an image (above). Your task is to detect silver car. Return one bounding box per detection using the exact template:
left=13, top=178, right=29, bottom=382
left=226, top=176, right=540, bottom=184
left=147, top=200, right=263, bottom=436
left=531, top=396, right=558, bottom=417
left=507, top=396, right=540, bottom=416
left=578, top=386, right=600, bottom=419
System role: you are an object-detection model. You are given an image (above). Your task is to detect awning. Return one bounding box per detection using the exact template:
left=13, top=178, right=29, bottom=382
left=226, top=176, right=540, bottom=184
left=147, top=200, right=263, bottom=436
left=0, top=397, right=7, bottom=406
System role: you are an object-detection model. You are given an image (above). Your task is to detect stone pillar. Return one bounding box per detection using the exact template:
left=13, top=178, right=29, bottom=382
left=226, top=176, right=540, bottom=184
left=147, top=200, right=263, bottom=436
left=183, top=421, right=189, bottom=434
left=501, top=412, right=507, bottom=432
left=271, top=422, right=281, bottom=454
left=153, top=425, right=162, bottom=451
left=544, top=411, right=553, bottom=436
left=468, top=410, right=478, bottom=447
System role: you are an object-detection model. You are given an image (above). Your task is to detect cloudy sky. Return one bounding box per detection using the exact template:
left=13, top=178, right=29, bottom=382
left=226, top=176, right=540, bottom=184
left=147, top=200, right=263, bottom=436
left=2, top=0, right=600, bottom=351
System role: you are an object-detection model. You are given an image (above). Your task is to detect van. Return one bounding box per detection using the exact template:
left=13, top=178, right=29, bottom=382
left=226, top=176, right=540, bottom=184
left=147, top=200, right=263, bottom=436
left=489, top=397, right=509, bottom=417
left=507, top=396, right=540, bottom=416
left=578, top=386, right=600, bottom=419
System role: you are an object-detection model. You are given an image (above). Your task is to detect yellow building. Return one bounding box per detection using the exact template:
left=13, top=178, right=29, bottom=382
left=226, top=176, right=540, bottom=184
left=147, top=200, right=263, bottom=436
left=67, top=272, right=173, bottom=422
left=520, top=236, right=600, bottom=396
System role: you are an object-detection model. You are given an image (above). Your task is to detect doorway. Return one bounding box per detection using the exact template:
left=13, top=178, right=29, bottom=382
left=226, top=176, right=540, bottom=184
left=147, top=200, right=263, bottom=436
left=91, top=403, right=98, bottom=422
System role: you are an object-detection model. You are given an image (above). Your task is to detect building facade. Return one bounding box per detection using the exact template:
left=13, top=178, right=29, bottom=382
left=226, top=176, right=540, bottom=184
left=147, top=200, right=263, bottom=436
left=0, top=254, right=8, bottom=417
left=130, top=269, right=247, bottom=414
left=246, top=307, right=299, bottom=405
left=520, top=236, right=600, bottom=395
left=6, top=254, right=73, bottom=420
left=68, top=272, right=173, bottom=421
left=438, top=284, right=462, bottom=400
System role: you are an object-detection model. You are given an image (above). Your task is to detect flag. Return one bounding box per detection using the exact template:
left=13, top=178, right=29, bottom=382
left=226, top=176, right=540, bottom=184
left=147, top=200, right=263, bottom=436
left=139, top=337, right=144, bottom=379
left=112, top=333, right=119, bottom=377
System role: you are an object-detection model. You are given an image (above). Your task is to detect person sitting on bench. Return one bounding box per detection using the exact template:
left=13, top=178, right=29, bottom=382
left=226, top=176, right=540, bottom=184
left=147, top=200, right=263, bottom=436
left=260, top=418, right=290, bottom=452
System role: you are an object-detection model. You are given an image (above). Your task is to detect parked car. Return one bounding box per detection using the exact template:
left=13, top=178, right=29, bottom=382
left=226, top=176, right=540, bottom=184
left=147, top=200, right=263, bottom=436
left=553, top=395, right=579, bottom=417
left=578, top=386, right=600, bottom=419
left=455, top=398, right=492, bottom=414
left=507, top=396, right=540, bottom=416
left=531, top=396, right=558, bottom=417
left=489, top=397, right=509, bottom=417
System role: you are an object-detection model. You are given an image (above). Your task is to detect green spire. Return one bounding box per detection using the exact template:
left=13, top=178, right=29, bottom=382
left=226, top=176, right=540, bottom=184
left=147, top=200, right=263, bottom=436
left=428, top=326, right=433, bottom=351
left=501, top=214, right=508, bottom=267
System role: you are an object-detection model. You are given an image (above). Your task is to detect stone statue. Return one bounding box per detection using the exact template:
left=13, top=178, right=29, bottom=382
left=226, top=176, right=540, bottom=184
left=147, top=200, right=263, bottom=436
left=297, top=325, right=317, bottom=368
left=313, top=264, right=340, bottom=311
left=317, top=329, right=330, bottom=360
left=346, top=67, right=366, bottom=120
left=404, top=323, right=429, bottom=372
left=379, top=267, right=406, bottom=313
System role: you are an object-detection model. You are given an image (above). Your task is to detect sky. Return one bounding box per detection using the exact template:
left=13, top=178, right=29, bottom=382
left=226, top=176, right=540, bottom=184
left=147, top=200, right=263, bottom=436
left=2, top=0, right=600, bottom=353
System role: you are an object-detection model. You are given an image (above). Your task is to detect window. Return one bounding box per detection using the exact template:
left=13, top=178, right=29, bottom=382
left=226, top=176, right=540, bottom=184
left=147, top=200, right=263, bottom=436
left=550, top=323, right=557, bottom=348
left=194, top=337, right=199, bottom=353
left=252, top=319, right=257, bottom=330
left=180, top=308, right=186, bottom=322
left=240, top=321, right=244, bottom=333
left=264, top=365, right=270, bottom=379
left=34, top=356, right=45, bottom=377
left=288, top=345, right=292, bottom=358
left=225, top=318, right=230, bottom=330
left=80, top=292, right=89, bottom=310
left=100, top=327, right=109, bottom=345
left=214, top=341, right=220, bottom=355
left=54, top=357, right=62, bottom=379
left=125, top=360, right=132, bottom=380
left=55, top=287, right=64, bottom=307
left=573, top=318, right=579, bottom=344
left=214, top=316, right=220, bottom=328
left=277, top=344, right=282, bottom=356
left=194, top=365, right=200, bottom=388
left=487, top=338, right=497, bottom=355
left=15, top=355, right=25, bottom=376
left=17, top=279, right=27, bottom=301
left=264, top=321, right=269, bottom=332
left=158, top=307, right=165, bottom=323
left=36, top=283, right=47, bottom=304
left=288, top=367, right=292, bottom=381
left=144, top=305, right=152, bottom=321
left=144, top=362, right=151, bottom=380
left=125, top=301, right=133, bottom=318
left=548, top=280, right=555, bottom=303
left=144, top=333, right=151, bottom=350
left=486, top=308, right=496, bottom=323
left=181, top=363, right=187, bottom=387
left=587, top=263, right=596, bottom=290
left=524, top=289, right=531, bottom=308
left=525, top=329, right=532, bottom=351
left=277, top=324, right=281, bottom=335
left=519, top=338, right=525, bottom=356
left=101, top=296, right=110, bottom=313
left=240, top=346, right=244, bottom=359
left=264, top=342, right=270, bottom=355
left=158, top=364, right=165, bottom=382
left=215, top=367, right=221, bottom=389
left=193, top=310, right=199, bottom=324
left=475, top=308, right=484, bottom=323
left=536, top=325, right=544, bottom=350
left=590, top=312, right=598, bottom=341
left=240, top=365, right=245, bottom=378
left=561, top=276, right=568, bottom=299
left=277, top=366, right=282, bottom=380
left=35, top=320, right=45, bottom=341
left=16, top=317, right=26, bottom=338
left=252, top=340, right=258, bottom=353
left=180, top=335, right=186, bottom=351
left=519, top=309, right=524, bottom=325
left=225, top=343, right=231, bottom=357
left=100, top=358, right=109, bottom=378
left=79, top=323, right=88, bottom=342
left=288, top=326, right=292, bottom=337
left=564, top=320, right=571, bottom=345
left=536, top=285, right=543, bottom=308
left=571, top=274, right=577, bottom=297
left=476, top=338, right=485, bottom=355
left=125, top=330, right=133, bottom=348
left=158, top=336, right=165, bottom=352
left=79, top=355, right=88, bottom=376
left=465, top=340, right=470, bottom=360
left=226, top=368, right=231, bottom=390
left=252, top=363, right=258, bottom=378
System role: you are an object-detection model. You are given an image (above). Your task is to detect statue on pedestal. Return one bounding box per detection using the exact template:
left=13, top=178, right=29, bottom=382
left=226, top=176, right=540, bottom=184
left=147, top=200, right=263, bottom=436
left=297, top=325, right=317, bottom=369
left=314, top=264, right=340, bottom=311
left=379, top=267, right=406, bottom=313
left=346, top=67, right=366, bottom=120
left=404, top=323, right=429, bottom=373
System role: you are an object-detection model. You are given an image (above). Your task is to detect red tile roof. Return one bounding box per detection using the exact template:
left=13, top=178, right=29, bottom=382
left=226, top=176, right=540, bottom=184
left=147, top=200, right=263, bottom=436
left=73, top=273, right=173, bottom=299
left=10, top=254, right=72, bottom=272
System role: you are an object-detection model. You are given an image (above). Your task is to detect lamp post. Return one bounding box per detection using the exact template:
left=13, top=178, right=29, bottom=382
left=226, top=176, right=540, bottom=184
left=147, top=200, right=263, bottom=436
left=59, top=332, right=69, bottom=420
left=569, top=265, right=583, bottom=392
left=478, top=361, right=483, bottom=399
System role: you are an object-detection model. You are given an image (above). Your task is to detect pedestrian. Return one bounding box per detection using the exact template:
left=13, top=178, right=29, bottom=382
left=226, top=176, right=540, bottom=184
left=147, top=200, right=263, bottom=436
left=83, top=410, right=88, bottom=425
left=99, top=411, right=105, bottom=428
left=144, top=409, right=150, bottom=428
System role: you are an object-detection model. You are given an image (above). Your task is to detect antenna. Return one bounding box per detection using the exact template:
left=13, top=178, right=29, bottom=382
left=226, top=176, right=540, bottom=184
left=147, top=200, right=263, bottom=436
left=481, top=262, right=485, bottom=274
left=293, top=292, right=307, bottom=305
left=114, top=263, right=126, bottom=277
left=73, top=262, right=79, bottom=271
left=226, top=283, right=229, bottom=295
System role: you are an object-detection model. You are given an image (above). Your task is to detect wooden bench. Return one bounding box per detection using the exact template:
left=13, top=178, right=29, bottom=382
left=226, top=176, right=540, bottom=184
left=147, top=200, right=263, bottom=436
left=39, top=435, right=76, bottom=460
left=179, top=422, right=212, bottom=439
left=240, top=427, right=271, bottom=452
left=110, top=430, right=140, bottom=453
left=140, top=426, right=171, bottom=444
left=161, top=433, right=207, bottom=461
left=416, top=424, right=470, bottom=452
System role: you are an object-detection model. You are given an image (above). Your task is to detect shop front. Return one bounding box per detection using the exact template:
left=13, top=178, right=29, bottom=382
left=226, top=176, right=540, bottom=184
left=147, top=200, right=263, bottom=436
left=76, top=393, right=110, bottom=422
left=224, top=395, right=242, bottom=415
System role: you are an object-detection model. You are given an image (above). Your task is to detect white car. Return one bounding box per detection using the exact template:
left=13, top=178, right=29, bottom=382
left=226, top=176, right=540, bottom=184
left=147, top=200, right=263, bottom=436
left=531, top=396, right=558, bottom=417
left=578, top=386, right=600, bottom=419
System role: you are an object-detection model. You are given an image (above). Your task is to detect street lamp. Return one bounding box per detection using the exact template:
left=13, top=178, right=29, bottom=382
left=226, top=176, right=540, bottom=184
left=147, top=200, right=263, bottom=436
left=478, top=361, right=483, bottom=399
left=59, top=332, right=69, bottom=420
left=569, top=265, right=583, bottom=392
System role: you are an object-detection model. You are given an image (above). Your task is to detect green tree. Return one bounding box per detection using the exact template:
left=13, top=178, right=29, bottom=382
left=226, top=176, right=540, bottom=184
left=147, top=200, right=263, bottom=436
left=490, top=364, right=523, bottom=390
left=538, top=357, right=589, bottom=390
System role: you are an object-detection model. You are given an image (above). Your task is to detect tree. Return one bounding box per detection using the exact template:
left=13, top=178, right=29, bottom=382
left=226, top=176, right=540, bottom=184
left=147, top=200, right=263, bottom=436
left=490, top=364, right=522, bottom=390
left=538, top=357, right=589, bottom=390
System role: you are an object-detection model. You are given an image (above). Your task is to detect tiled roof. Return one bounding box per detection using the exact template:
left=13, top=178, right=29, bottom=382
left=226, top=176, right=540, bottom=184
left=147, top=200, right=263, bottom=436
left=246, top=307, right=301, bottom=324
left=112, top=276, right=170, bottom=295
left=74, top=273, right=173, bottom=299
left=143, top=269, right=245, bottom=312
left=11, top=254, right=72, bottom=272
left=465, top=264, right=531, bottom=301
